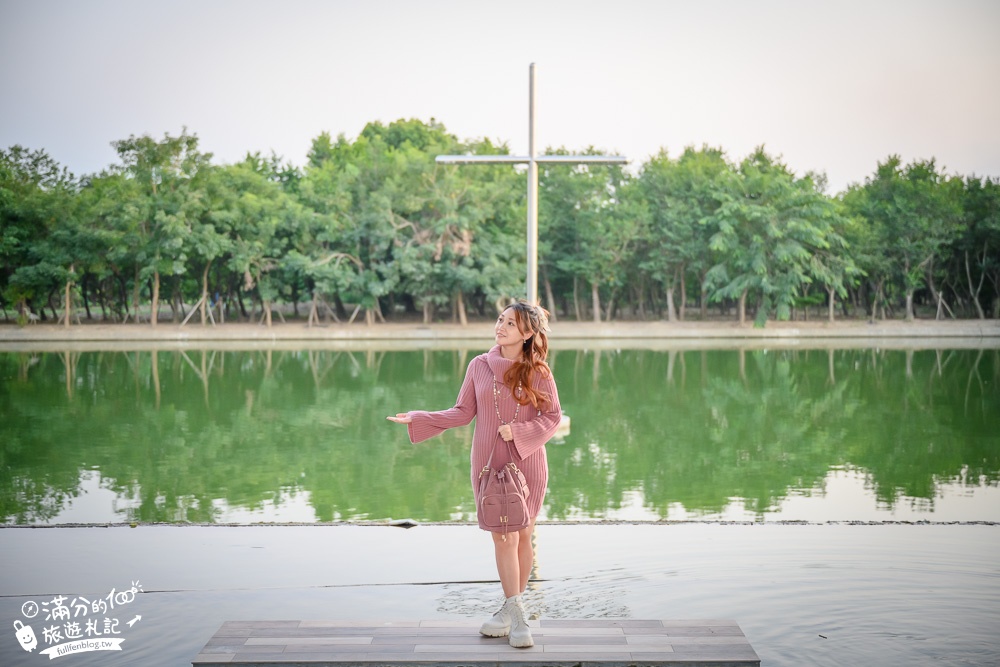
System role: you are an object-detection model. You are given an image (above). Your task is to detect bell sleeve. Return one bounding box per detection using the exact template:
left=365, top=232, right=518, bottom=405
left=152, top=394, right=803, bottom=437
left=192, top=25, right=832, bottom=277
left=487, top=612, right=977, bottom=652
left=509, top=370, right=562, bottom=460
left=406, top=358, right=480, bottom=444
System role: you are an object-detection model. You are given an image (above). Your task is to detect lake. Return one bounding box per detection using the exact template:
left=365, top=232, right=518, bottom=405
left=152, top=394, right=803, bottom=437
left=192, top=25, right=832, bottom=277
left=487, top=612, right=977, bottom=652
left=1, top=346, right=997, bottom=525
left=1, top=343, right=998, bottom=666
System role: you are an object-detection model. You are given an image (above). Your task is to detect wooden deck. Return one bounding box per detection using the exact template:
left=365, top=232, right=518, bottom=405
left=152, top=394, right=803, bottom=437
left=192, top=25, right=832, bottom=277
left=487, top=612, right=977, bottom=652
left=192, top=619, right=760, bottom=666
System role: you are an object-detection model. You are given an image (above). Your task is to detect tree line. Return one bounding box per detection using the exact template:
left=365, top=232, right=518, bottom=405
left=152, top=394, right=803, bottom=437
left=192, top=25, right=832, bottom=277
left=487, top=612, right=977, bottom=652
left=2, top=119, right=998, bottom=327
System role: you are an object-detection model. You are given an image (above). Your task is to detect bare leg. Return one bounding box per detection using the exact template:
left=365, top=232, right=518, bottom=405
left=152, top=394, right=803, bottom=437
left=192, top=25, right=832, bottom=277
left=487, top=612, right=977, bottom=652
left=492, top=529, right=522, bottom=598
left=487, top=523, right=536, bottom=648
left=491, top=521, right=536, bottom=598
left=517, top=520, right=535, bottom=593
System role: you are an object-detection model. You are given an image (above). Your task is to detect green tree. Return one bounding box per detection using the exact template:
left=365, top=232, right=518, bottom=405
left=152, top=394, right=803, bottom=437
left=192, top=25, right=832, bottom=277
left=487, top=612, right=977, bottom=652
left=841, top=184, right=890, bottom=321
left=0, top=146, right=80, bottom=323
left=846, top=156, right=964, bottom=321
left=201, top=158, right=308, bottom=326
left=801, top=176, right=862, bottom=322
left=634, top=146, right=730, bottom=321
left=300, top=119, right=523, bottom=325
left=540, top=149, right=630, bottom=321
left=953, top=176, right=1000, bottom=318
left=109, top=130, right=212, bottom=326
left=706, top=147, right=841, bottom=326
left=72, top=172, right=121, bottom=321
left=301, top=121, right=453, bottom=325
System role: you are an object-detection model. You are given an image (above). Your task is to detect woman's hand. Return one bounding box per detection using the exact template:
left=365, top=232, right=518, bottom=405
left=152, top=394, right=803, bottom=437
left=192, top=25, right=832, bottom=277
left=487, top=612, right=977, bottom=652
left=498, top=424, right=513, bottom=441
left=386, top=413, right=413, bottom=424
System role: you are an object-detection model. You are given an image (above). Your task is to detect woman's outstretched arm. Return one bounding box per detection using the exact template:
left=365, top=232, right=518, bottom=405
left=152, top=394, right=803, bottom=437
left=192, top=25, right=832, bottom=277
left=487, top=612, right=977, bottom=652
left=387, top=358, right=480, bottom=443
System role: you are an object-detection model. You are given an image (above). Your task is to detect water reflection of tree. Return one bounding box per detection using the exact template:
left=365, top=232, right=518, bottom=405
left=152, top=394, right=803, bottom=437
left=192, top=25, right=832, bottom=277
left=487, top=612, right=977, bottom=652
left=545, top=349, right=844, bottom=518
left=841, top=348, right=999, bottom=509
left=1, top=347, right=997, bottom=524
left=544, top=348, right=999, bottom=519
left=0, top=350, right=477, bottom=523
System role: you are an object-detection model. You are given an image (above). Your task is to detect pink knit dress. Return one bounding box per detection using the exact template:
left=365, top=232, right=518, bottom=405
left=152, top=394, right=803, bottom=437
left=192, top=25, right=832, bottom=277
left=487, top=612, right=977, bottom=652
left=406, top=345, right=562, bottom=530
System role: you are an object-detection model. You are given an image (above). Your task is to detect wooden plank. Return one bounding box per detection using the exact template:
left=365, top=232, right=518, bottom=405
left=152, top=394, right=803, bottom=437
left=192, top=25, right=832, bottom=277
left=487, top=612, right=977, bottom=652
left=192, top=619, right=760, bottom=666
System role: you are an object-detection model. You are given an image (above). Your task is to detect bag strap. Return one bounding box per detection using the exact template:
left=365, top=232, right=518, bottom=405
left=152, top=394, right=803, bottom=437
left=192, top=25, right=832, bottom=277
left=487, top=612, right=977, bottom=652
left=480, top=433, right=524, bottom=478
left=479, top=435, right=501, bottom=480
left=502, top=438, right=524, bottom=477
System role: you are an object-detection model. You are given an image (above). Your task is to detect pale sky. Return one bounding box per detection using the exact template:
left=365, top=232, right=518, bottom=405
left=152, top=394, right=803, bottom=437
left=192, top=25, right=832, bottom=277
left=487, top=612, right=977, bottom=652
left=1, top=0, right=998, bottom=194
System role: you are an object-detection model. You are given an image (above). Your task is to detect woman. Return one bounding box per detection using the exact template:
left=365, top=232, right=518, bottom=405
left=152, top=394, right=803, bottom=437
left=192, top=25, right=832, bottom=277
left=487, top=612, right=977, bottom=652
left=387, top=300, right=561, bottom=649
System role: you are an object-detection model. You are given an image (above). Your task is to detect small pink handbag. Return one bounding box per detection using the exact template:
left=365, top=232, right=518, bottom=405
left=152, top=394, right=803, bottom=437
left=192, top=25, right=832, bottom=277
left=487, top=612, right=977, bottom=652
left=478, top=437, right=530, bottom=540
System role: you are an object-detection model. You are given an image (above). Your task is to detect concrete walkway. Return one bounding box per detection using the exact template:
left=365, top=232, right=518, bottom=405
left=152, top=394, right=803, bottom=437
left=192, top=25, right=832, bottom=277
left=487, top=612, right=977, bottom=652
left=192, top=619, right=760, bottom=666
left=2, top=319, right=998, bottom=344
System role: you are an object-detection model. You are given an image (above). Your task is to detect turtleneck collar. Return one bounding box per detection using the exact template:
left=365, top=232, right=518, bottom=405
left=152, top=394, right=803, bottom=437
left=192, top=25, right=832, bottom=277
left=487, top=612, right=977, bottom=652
left=486, top=344, right=519, bottom=377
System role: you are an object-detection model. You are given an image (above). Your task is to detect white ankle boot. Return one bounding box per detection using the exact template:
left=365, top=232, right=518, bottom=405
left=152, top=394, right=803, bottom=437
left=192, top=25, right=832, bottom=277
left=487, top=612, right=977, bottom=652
left=507, top=594, right=534, bottom=648
left=479, top=597, right=512, bottom=637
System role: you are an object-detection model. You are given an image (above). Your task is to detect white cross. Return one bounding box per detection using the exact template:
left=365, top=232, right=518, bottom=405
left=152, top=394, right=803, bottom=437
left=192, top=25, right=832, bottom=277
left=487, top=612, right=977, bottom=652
left=436, top=63, right=628, bottom=305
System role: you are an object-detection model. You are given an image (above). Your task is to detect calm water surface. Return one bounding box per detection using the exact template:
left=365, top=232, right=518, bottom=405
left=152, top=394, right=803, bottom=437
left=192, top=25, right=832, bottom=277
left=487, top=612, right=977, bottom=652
left=0, top=524, right=997, bottom=667
left=1, top=347, right=997, bottom=524
left=2, top=345, right=998, bottom=666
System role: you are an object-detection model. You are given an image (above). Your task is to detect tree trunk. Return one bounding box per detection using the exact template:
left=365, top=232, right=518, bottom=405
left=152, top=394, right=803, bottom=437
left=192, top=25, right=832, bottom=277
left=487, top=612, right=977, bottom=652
left=927, top=259, right=946, bottom=320
left=200, top=262, right=211, bottom=325
left=48, top=291, right=58, bottom=320
left=168, top=287, right=178, bottom=322
left=308, top=292, right=321, bottom=327
left=543, top=267, right=557, bottom=322
left=131, top=268, right=141, bottom=323
left=63, top=265, right=73, bottom=327
left=63, top=281, right=71, bottom=326
left=151, top=269, right=160, bottom=326
left=573, top=278, right=582, bottom=321
left=966, top=248, right=987, bottom=319
left=237, top=290, right=249, bottom=320
left=738, top=289, right=747, bottom=325
left=80, top=272, right=92, bottom=320
left=827, top=287, right=836, bottom=323
left=591, top=281, right=601, bottom=323
left=665, top=283, right=677, bottom=322
left=636, top=277, right=647, bottom=320
left=263, top=299, right=273, bottom=327
left=869, top=280, right=881, bottom=323
left=331, top=293, right=346, bottom=320
left=679, top=267, right=687, bottom=321
left=665, top=267, right=678, bottom=322
left=96, top=278, right=108, bottom=321
left=904, top=258, right=915, bottom=321
left=422, top=299, right=432, bottom=324
left=455, top=290, right=468, bottom=326
left=699, top=272, right=708, bottom=320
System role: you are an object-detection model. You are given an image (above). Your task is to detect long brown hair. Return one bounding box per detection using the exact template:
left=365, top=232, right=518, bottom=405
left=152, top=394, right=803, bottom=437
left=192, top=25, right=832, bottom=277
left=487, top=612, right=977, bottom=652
left=502, top=300, right=552, bottom=409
